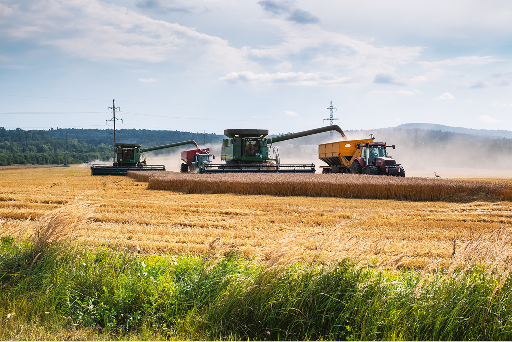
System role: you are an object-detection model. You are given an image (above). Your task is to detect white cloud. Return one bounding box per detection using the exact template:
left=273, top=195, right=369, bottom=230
left=373, top=73, right=427, bottom=85
left=245, top=21, right=422, bottom=80
left=0, top=0, right=428, bottom=85
left=285, top=111, right=298, bottom=117
left=0, top=0, right=253, bottom=71
left=371, top=89, right=422, bottom=97
left=220, top=71, right=351, bottom=86
left=0, top=64, right=26, bottom=70
left=438, top=92, right=455, bottom=100
left=0, top=3, right=14, bottom=16
left=257, top=0, right=320, bottom=24
left=419, top=56, right=502, bottom=69
left=492, top=100, right=512, bottom=107
left=477, top=115, right=499, bottom=123
left=464, top=99, right=474, bottom=104
left=469, top=80, right=491, bottom=88
left=138, top=78, right=157, bottom=83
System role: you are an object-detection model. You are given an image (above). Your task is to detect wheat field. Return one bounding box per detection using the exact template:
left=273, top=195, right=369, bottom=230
left=0, top=166, right=511, bottom=269
left=133, top=171, right=512, bottom=202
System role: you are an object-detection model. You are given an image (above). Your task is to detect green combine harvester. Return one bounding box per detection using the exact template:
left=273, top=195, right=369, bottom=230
left=201, top=125, right=346, bottom=173
left=91, top=140, right=198, bottom=176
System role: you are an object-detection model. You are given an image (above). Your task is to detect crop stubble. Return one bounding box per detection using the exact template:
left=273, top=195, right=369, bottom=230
left=0, top=166, right=511, bottom=269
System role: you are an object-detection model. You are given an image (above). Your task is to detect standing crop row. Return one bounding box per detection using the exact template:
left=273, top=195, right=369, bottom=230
left=128, top=172, right=512, bottom=202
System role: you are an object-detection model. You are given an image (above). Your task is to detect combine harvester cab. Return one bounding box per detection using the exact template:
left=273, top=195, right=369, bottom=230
left=91, top=140, right=198, bottom=176
left=197, top=125, right=346, bottom=174
left=319, top=138, right=405, bottom=177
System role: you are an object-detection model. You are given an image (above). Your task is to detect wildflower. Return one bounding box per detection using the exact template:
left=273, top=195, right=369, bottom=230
left=6, top=313, right=15, bottom=319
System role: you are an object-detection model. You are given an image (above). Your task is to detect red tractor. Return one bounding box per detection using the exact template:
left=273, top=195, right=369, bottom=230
left=180, top=148, right=214, bottom=173
left=351, top=141, right=405, bottom=176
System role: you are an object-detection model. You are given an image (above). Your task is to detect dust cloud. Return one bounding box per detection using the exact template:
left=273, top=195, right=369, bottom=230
left=272, top=128, right=512, bottom=178
left=121, top=129, right=512, bottom=179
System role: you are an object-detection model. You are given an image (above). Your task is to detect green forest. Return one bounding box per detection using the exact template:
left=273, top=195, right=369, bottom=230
left=0, top=128, right=223, bottom=166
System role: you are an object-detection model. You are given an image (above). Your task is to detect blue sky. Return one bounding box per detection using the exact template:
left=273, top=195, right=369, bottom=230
left=0, top=0, right=511, bottom=134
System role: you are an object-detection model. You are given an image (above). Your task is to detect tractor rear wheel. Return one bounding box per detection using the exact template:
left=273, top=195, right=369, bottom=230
left=351, top=160, right=362, bottom=174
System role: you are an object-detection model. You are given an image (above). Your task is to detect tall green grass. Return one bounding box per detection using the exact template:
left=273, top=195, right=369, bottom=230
left=1, top=235, right=512, bottom=340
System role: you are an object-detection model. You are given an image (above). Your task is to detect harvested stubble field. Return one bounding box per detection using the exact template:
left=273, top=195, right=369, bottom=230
left=1, top=166, right=512, bottom=269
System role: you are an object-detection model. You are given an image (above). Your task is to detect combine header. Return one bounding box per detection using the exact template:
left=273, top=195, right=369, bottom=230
left=184, top=125, right=346, bottom=174
left=91, top=140, right=198, bottom=175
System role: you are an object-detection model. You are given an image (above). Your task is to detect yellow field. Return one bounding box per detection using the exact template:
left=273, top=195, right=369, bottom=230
left=1, top=166, right=511, bottom=269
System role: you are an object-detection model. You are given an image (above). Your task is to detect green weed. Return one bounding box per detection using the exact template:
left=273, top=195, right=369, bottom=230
left=1, top=237, right=512, bottom=340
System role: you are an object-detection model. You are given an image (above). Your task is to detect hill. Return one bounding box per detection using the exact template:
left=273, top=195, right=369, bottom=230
left=395, top=123, right=512, bottom=139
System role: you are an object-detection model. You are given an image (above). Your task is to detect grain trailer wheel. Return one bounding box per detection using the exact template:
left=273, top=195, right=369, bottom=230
left=351, top=160, right=362, bottom=174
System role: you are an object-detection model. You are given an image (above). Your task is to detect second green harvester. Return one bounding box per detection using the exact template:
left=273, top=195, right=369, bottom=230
left=201, top=125, right=346, bottom=173
left=91, top=140, right=198, bottom=175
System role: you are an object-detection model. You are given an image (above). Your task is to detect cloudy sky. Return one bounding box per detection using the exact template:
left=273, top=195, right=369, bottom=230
left=1, top=0, right=511, bottom=134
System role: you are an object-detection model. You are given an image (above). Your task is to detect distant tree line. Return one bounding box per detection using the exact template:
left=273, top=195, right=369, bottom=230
left=0, top=128, right=112, bottom=166
left=0, top=128, right=224, bottom=166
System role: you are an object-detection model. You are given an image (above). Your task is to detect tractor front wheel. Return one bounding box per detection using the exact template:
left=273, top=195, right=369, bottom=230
left=366, top=166, right=378, bottom=175
left=399, top=168, right=405, bottom=177
left=351, top=160, right=362, bottom=174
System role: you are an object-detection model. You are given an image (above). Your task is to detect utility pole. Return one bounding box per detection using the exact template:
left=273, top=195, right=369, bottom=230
left=107, top=99, right=122, bottom=162
left=65, top=131, right=68, bottom=166
left=413, top=129, right=418, bottom=167
left=323, top=101, right=339, bottom=135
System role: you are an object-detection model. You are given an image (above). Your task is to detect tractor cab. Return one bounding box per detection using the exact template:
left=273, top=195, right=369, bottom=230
left=361, top=143, right=391, bottom=165
left=195, top=153, right=211, bottom=165
left=360, top=142, right=398, bottom=169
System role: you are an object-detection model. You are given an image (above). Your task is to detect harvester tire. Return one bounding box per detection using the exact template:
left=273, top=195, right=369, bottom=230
left=322, top=168, right=332, bottom=174
left=350, top=160, right=362, bottom=174
left=399, top=168, right=405, bottom=177
left=180, top=163, right=188, bottom=173
left=366, top=166, right=378, bottom=175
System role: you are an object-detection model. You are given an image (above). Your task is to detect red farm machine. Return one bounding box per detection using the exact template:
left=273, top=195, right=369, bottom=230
left=180, top=148, right=213, bottom=173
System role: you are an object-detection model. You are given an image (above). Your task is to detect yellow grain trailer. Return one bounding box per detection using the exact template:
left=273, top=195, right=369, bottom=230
left=319, top=138, right=405, bottom=176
